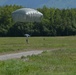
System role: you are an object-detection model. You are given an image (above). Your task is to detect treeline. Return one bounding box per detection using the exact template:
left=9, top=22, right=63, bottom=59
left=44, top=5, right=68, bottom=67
left=0, top=5, right=76, bottom=36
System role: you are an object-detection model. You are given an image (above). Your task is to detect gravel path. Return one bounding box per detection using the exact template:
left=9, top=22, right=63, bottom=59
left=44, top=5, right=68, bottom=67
left=0, top=50, right=43, bottom=61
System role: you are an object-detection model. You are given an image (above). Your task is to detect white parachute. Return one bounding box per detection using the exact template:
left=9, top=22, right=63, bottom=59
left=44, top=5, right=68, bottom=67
left=12, top=8, right=43, bottom=22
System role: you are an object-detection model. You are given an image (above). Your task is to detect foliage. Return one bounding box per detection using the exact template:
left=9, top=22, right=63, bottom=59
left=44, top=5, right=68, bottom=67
left=0, top=5, right=76, bottom=36
left=0, top=5, right=22, bottom=36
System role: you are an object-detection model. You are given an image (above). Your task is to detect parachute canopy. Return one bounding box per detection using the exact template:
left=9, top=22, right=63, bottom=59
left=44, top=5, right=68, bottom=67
left=12, top=8, right=43, bottom=22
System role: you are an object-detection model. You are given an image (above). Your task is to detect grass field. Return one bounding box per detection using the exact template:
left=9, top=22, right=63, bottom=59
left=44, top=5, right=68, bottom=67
left=0, top=36, right=76, bottom=75
left=0, top=36, right=76, bottom=54
left=0, top=48, right=76, bottom=75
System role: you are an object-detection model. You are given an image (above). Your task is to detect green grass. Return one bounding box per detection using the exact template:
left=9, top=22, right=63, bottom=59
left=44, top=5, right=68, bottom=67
left=0, top=36, right=76, bottom=53
left=0, top=48, right=76, bottom=75
left=0, top=36, right=76, bottom=75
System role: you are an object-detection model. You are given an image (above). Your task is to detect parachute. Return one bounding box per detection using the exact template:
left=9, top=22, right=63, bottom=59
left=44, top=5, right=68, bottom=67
left=12, top=8, right=43, bottom=22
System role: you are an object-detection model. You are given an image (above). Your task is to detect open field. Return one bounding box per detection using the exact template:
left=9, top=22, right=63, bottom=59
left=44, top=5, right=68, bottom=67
left=0, top=36, right=76, bottom=54
left=0, top=36, right=76, bottom=75
left=0, top=48, right=76, bottom=75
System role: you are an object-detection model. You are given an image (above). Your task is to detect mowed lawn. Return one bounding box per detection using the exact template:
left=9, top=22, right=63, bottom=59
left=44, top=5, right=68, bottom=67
left=0, top=36, right=76, bottom=54
left=0, top=36, right=76, bottom=75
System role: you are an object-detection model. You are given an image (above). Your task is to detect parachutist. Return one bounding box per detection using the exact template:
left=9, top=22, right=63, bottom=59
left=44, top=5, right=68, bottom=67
left=26, top=38, right=29, bottom=44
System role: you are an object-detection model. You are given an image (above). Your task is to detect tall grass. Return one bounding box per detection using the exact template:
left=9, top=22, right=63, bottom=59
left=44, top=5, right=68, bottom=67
left=0, top=48, right=76, bottom=75
left=0, top=36, right=76, bottom=53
